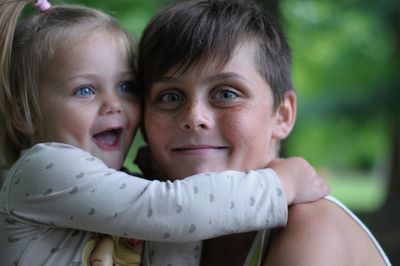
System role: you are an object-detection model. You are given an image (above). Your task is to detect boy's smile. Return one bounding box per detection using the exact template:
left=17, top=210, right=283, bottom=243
left=34, top=31, right=140, bottom=169
left=144, top=41, right=294, bottom=179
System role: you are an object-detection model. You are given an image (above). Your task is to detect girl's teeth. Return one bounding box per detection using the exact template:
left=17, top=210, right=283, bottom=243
left=94, top=130, right=118, bottom=145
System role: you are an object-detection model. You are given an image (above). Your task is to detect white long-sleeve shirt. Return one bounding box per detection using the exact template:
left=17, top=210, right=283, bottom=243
left=0, top=142, right=287, bottom=265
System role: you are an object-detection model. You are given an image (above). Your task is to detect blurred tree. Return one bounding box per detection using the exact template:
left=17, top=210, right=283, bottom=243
left=357, top=1, right=400, bottom=262
left=257, top=0, right=279, bottom=16
left=68, top=0, right=165, bottom=37
left=277, top=0, right=399, bottom=201
left=275, top=0, right=399, bottom=262
left=365, top=0, right=400, bottom=208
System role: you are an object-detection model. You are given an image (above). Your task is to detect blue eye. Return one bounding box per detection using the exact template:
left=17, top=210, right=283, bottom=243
left=118, top=81, right=135, bottom=94
left=74, top=86, right=95, bottom=97
left=159, top=92, right=184, bottom=103
left=213, top=89, right=239, bottom=101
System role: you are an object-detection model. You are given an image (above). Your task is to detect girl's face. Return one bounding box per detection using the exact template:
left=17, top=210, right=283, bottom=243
left=35, top=31, right=140, bottom=169
left=144, top=42, right=296, bottom=179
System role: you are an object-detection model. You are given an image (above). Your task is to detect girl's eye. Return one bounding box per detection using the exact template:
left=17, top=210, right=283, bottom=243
left=212, top=88, right=239, bottom=101
left=74, top=86, right=95, bottom=97
left=118, top=81, right=135, bottom=94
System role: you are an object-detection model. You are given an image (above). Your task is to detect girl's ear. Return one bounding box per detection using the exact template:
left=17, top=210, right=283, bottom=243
left=13, top=100, right=37, bottom=137
left=13, top=117, right=36, bottom=139
left=272, top=90, right=297, bottom=140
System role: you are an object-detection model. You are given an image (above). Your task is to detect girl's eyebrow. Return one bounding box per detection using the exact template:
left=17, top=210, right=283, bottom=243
left=64, top=73, right=97, bottom=82
left=64, top=70, right=133, bottom=82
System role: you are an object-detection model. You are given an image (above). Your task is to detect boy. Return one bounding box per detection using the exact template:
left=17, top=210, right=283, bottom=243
left=137, top=0, right=391, bottom=265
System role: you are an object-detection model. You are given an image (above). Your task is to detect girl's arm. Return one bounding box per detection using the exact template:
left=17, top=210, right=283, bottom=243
left=4, top=142, right=287, bottom=242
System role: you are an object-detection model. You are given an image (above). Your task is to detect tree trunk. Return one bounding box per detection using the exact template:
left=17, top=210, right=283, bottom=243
left=357, top=5, right=400, bottom=264
left=385, top=111, right=400, bottom=205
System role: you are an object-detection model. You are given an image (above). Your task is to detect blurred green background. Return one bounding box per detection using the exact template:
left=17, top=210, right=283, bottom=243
left=8, top=0, right=398, bottom=261
left=65, top=0, right=399, bottom=213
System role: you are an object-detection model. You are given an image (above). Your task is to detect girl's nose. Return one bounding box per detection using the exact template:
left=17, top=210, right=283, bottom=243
left=100, top=94, right=122, bottom=115
left=180, top=101, right=213, bottom=130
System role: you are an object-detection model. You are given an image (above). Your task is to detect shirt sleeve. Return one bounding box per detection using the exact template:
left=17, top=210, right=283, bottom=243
left=4, top=142, right=287, bottom=242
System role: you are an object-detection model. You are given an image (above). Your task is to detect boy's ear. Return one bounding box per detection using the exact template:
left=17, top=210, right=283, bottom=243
left=272, top=91, right=297, bottom=140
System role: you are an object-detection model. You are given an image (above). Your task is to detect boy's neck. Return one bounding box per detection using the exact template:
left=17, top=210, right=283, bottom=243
left=200, top=232, right=257, bottom=266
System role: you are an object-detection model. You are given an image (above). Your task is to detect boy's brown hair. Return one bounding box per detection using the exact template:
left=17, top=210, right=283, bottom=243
left=138, top=0, right=293, bottom=108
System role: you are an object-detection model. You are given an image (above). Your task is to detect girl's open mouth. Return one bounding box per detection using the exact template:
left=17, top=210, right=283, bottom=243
left=93, top=128, right=122, bottom=149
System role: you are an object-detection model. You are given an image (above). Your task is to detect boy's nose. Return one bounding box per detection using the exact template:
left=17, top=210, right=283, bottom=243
left=180, top=101, right=213, bottom=130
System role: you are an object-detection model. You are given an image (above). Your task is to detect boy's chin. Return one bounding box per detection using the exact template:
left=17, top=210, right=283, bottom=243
left=169, top=165, right=223, bottom=180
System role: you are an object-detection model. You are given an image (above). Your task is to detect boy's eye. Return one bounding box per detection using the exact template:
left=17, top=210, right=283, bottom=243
left=159, top=91, right=184, bottom=103
left=74, top=86, right=95, bottom=97
left=212, top=88, right=239, bottom=101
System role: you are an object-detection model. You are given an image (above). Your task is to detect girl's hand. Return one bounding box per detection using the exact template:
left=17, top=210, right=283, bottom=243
left=268, top=157, right=330, bottom=205
left=90, top=236, right=114, bottom=266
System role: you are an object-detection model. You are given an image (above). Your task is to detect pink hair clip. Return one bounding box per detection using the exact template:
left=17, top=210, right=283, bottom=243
left=34, top=0, right=51, bottom=11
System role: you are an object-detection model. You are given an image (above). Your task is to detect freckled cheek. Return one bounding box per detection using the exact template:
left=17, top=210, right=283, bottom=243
left=145, top=111, right=175, bottom=145
left=218, top=107, right=260, bottom=142
left=219, top=108, right=270, bottom=166
left=217, top=114, right=253, bottom=159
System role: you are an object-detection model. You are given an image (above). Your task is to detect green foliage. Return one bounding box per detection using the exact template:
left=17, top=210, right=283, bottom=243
left=66, top=0, right=165, bottom=36
left=282, top=0, right=396, bottom=99
left=287, top=116, right=389, bottom=171
left=124, top=131, right=146, bottom=173
left=281, top=0, right=396, bottom=174
left=327, top=172, right=386, bottom=212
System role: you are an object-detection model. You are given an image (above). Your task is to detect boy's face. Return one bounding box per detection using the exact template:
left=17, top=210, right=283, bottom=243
left=144, top=42, right=295, bottom=179
left=35, top=31, right=140, bottom=169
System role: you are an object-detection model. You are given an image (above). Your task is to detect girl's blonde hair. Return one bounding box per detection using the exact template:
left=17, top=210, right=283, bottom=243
left=0, top=1, right=135, bottom=166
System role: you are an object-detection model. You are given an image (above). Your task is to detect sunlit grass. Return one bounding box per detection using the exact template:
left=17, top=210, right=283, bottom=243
left=325, top=170, right=387, bottom=212
left=123, top=132, right=146, bottom=174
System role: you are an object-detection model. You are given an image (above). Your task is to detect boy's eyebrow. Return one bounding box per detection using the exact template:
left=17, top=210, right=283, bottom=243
left=153, top=76, right=179, bottom=83
left=205, top=73, right=245, bottom=83
left=155, top=72, right=246, bottom=84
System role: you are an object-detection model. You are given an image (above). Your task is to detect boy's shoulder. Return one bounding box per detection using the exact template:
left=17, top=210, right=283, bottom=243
left=266, top=198, right=386, bottom=265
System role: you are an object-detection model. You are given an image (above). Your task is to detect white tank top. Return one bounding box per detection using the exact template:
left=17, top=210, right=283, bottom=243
left=244, top=195, right=392, bottom=266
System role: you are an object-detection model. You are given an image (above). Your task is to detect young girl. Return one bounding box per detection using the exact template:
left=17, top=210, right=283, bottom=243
left=0, top=1, right=329, bottom=265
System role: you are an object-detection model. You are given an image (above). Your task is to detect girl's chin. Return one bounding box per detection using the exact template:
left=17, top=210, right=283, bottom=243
left=103, top=158, right=124, bottom=170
